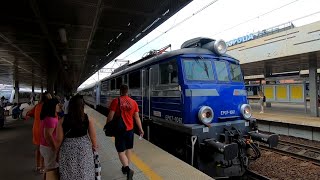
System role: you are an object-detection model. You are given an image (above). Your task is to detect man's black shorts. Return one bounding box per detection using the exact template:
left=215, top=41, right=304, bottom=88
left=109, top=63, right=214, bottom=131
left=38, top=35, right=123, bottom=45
left=115, top=130, right=134, bottom=152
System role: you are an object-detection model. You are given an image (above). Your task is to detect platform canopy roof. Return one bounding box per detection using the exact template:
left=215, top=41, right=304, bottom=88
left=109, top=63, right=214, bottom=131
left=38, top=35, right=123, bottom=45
left=0, top=0, right=192, bottom=91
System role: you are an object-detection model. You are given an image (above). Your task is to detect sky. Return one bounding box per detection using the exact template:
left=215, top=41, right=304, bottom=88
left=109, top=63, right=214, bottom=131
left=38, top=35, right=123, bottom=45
left=78, top=0, right=320, bottom=90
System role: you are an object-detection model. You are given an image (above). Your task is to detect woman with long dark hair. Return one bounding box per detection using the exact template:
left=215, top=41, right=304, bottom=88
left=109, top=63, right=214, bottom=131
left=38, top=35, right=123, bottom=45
left=39, top=98, right=60, bottom=174
left=57, top=95, right=97, bottom=180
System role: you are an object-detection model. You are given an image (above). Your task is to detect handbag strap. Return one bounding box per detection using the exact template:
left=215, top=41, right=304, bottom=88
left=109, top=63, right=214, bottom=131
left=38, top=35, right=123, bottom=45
left=118, top=97, right=121, bottom=114
left=63, top=115, right=71, bottom=138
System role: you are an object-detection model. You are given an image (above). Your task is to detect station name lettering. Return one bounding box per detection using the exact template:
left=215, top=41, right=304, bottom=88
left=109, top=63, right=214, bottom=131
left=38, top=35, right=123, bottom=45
left=227, top=34, right=254, bottom=47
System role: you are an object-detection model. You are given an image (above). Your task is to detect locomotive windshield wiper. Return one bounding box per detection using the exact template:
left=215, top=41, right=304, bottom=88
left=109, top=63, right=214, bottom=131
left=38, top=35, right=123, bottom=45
left=195, top=56, right=210, bottom=78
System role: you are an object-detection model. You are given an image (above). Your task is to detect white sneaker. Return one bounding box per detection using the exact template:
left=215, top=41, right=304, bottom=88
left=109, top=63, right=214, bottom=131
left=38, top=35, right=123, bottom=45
left=260, top=111, right=264, bottom=113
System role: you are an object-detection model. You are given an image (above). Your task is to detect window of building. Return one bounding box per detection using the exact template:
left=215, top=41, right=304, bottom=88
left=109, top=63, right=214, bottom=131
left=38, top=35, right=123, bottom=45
left=230, top=64, right=243, bottom=82
left=214, top=61, right=230, bottom=82
left=159, top=59, right=178, bottom=84
left=129, top=71, right=140, bottom=88
left=183, top=59, right=214, bottom=81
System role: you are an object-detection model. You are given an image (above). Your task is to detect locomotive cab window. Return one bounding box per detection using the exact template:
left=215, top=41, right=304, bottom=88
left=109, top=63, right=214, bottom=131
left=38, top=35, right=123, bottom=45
left=214, top=61, right=229, bottom=82
left=183, top=58, right=214, bottom=81
left=230, top=64, right=243, bottom=82
left=159, top=59, right=178, bottom=84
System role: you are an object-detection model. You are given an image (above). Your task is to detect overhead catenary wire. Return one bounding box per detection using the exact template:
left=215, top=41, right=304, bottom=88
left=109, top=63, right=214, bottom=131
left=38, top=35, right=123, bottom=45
left=123, top=0, right=302, bottom=60
left=96, top=0, right=219, bottom=81
left=83, top=0, right=318, bottom=88
left=122, top=0, right=219, bottom=60
left=286, top=10, right=320, bottom=25
left=211, top=0, right=300, bottom=36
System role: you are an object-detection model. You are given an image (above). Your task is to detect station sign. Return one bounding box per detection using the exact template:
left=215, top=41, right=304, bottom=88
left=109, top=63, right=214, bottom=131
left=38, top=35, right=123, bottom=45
left=226, top=22, right=294, bottom=47
left=227, top=34, right=255, bottom=47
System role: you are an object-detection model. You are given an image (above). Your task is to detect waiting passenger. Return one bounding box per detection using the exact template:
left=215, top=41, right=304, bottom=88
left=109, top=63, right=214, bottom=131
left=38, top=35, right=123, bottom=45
left=106, top=84, right=144, bottom=180
left=30, top=94, right=35, bottom=105
left=0, top=96, right=6, bottom=108
left=258, top=91, right=265, bottom=113
left=26, top=92, right=52, bottom=174
left=0, top=96, right=5, bottom=128
left=63, top=95, right=70, bottom=115
left=12, top=103, right=23, bottom=119
left=39, top=98, right=60, bottom=177
left=56, top=95, right=97, bottom=180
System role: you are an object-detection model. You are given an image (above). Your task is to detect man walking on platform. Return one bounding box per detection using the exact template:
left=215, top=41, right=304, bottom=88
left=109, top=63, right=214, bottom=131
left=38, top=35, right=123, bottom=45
left=106, top=84, right=144, bottom=180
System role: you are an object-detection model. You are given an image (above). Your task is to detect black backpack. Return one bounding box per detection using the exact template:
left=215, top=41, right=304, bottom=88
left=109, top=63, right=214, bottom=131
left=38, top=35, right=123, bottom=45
left=103, top=98, right=126, bottom=137
left=263, top=96, right=266, bottom=102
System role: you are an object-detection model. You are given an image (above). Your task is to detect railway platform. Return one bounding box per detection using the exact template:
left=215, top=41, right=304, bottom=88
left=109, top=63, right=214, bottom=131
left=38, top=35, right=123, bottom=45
left=85, top=106, right=213, bottom=180
left=251, top=102, right=320, bottom=141
left=0, top=116, right=41, bottom=180
left=0, top=105, right=213, bottom=180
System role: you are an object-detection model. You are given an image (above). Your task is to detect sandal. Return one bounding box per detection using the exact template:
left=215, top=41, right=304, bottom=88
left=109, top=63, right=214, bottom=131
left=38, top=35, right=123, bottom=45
left=34, top=167, right=45, bottom=174
left=38, top=168, right=45, bottom=174
left=33, top=167, right=40, bottom=172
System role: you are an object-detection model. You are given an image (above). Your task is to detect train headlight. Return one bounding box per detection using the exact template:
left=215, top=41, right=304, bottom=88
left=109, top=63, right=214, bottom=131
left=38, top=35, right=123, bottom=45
left=198, top=106, right=214, bottom=124
left=213, top=39, right=227, bottom=55
left=240, top=104, right=252, bottom=120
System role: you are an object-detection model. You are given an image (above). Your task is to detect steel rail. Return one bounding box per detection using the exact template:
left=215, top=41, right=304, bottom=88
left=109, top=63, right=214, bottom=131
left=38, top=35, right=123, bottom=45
left=246, top=169, right=272, bottom=180
left=259, top=143, right=320, bottom=166
left=278, top=139, right=320, bottom=153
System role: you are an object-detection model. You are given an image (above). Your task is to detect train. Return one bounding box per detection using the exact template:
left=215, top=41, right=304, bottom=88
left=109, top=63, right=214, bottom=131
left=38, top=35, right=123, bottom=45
left=0, top=88, right=40, bottom=104
left=79, top=37, right=279, bottom=178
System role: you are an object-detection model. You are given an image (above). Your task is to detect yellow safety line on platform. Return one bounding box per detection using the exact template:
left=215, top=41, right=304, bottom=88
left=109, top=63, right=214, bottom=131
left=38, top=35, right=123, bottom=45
left=94, top=119, right=163, bottom=180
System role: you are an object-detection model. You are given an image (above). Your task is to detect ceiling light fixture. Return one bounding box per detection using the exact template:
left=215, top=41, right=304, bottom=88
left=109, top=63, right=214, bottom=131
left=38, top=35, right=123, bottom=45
left=62, top=55, right=67, bottom=61
left=58, top=28, right=68, bottom=43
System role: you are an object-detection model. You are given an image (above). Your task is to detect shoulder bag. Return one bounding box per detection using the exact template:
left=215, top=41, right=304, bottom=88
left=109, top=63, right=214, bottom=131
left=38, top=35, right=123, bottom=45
left=103, top=98, right=126, bottom=137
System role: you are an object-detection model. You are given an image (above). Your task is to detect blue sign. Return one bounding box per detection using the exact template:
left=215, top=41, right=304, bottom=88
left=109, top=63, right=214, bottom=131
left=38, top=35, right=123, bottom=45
left=227, top=34, right=255, bottom=47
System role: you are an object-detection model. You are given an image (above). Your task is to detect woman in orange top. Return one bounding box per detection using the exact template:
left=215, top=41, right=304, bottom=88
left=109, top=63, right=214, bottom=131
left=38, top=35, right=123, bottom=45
left=26, top=92, right=52, bottom=173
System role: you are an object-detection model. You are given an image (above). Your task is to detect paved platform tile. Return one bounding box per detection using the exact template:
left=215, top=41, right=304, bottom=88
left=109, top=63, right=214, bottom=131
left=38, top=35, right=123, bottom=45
left=85, top=106, right=213, bottom=180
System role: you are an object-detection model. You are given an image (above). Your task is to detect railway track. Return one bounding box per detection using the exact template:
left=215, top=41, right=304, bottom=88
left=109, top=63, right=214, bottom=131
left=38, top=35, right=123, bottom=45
left=245, top=169, right=271, bottom=180
left=260, top=139, right=320, bottom=166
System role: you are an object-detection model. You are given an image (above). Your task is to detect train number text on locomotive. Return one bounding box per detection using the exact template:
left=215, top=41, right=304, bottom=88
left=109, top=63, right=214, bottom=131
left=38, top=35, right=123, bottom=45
left=165, top=115, right=182, bottom=123
left=220, top=110, right=236, bottom=116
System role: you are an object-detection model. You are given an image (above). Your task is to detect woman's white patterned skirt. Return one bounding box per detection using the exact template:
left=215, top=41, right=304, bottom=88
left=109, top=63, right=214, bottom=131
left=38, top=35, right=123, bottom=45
left=59, top=135, right=95, bottom=180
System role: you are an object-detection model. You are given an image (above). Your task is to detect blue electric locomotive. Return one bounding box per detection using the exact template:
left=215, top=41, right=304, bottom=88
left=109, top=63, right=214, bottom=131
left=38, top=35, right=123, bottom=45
left=80, top=37, right=278, bottom=178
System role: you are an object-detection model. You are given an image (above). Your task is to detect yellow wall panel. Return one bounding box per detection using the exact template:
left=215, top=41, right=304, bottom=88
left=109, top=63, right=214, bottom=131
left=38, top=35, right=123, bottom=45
left=290, top=85, right=303, bottom=100
left=276, top=85, right=287, bottom=99
left=264, top=86, right=274, bottom=99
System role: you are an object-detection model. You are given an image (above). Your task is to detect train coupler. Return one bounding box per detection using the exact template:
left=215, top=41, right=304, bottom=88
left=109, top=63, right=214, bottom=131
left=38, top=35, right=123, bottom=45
left=248, top=131, right=279, bottom=148
left=204, top=139, right=238, bottom=160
